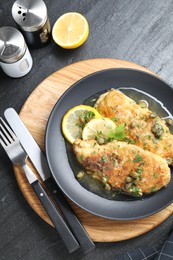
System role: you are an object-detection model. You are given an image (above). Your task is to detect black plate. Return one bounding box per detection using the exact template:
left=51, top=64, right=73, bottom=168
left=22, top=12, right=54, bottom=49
left=45, top=68, right=173, bottom=220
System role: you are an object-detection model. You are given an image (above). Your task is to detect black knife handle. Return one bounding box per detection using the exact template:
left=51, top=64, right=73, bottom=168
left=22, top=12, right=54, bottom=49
left=31, top=180, right=79, bottom=253
left=45, top=177, right=95, bottom=254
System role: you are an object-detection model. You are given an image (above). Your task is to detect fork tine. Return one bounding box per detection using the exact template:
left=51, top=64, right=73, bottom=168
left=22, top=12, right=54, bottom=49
left=0, top=117, right=16, bottom=142
left=0, top=131, right=7, bottom=148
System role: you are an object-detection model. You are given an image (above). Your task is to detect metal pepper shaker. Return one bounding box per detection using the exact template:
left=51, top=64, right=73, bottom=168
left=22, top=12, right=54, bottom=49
left=0, top=26, right=33, bottom=78
left=12, top=0, right=51, bottom=48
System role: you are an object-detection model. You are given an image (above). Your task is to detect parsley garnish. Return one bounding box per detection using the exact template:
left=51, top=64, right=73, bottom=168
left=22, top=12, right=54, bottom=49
left=133, top=154, right=142, bottom=163
left=79, top=155, right=84, bottom=161
left=82, top=111, right=95, bottom=123
left=101, top=155, right=107, bottom=163
left=108, top=123, right=126, bottom=141
left=150, top=186, right=156, bottom=192
left=112, top=117, right=119, bottom=122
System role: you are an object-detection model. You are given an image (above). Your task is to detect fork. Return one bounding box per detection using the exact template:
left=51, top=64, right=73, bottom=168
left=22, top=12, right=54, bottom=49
left=0, top=117, right=80, bottom=253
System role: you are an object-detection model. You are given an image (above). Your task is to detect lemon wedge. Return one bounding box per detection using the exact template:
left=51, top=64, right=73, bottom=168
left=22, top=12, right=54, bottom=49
left=82, top=117, right=116, bottom=142
left=62, top=105, right=101, bottom=143
left=52, top=12, right=89, bottom=49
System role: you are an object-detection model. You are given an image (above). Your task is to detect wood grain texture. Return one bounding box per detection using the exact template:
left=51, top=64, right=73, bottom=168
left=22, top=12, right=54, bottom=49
left=13, top=58, right=173, bottom=242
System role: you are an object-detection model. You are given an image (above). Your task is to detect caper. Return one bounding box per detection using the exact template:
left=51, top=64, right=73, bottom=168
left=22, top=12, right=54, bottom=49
left=151, top=125, right=158, bottom=133
left=130, top=121, right=136, bottom=128
left=129, top=185, right=142, bottom=196
left=129, top=188, right=134, bottom=193
left=155, top=129, right=164, bottom=138
left=132, top=190, right=142, bottom=196
left=129, top=186, right=137, bottom=193
left=130, top=171, right=139, bottom=179
left=155, top=124, right=161, bottom=130
left=113, top=158, right=118, bottom=167
left=166, top=118, right=173, bottom=126
left=166, top=157, right=172, bottom=165
left=138, top=100, right=149, bottom=108
left=92, top=174, right=100, bottom=180
left=157, top=125, right=163, bottom=130
left=104, top=183, right=111, bottom=191
left=124, top=183, right=132, bottom=190
left=102, top=176, right=108, bottom=183
left=162, top=119, right=167, bottom=125
left=151, top=124, right=164, bottom=137
left=133, top=179, right=139, bottom=186
left=125, top=176, right=133, bottom=183
left=97, top=137, right=106, bottom=145
left=150, top=113, right=156, bottom=118
left=77, top=171, right=85, bottom=179
left=153, top=128, right=164, bottom=138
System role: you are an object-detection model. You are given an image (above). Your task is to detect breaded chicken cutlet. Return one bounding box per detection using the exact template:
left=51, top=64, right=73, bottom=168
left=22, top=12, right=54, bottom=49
left=73, top=139, right=171, bottom=196
left=95, top=89, right=173, bottom=165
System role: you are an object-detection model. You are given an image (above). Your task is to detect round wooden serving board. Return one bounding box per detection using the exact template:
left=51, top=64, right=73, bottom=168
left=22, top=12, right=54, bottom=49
left=14, top=58, right=173, bottom=242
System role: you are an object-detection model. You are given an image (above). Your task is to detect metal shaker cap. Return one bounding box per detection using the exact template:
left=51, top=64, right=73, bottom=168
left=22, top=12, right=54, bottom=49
left=12, top=0, right=48, bottom=32
left=0, top=26, right=26, bottom=63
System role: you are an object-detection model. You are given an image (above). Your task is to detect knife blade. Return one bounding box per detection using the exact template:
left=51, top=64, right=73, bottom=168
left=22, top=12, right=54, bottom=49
left=4, top=107, right=95, bottom=254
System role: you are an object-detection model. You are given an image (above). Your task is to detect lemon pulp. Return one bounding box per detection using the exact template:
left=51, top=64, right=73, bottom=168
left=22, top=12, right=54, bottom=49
left=62, top=105, right=101, bottom=143
left=82, top=117, right=116, bottom=141
left=52, top=12, right=89, bottom=49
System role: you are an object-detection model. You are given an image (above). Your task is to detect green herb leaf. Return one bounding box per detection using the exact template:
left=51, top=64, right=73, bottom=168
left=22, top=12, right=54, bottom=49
left=79, top=155, right=84, bottom=161
left=82, top=111, right=95, bottom=123
left=133, top=154, right=142, bottom=163
left=108, top=123, right=126, bottom=141
left=112, top=117, right=119, bottom=122
left=136, top=167, right=143, bottom=174
left=150, top=186, right=156, bottom=192
left=101, top=155, right=107, bottom=163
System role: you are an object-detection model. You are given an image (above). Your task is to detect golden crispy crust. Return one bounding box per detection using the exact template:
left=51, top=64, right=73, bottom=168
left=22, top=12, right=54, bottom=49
left=73, top=139, right=171, bottom=196
left=95, top=89, right=173, bottom=164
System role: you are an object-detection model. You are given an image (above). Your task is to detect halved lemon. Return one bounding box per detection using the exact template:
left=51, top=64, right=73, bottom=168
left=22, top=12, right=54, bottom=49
left=52, top=12, right=89, bottom=49
left=82, top=117, right=116, bottom=142
left=62, top=105, right=101, bottom=143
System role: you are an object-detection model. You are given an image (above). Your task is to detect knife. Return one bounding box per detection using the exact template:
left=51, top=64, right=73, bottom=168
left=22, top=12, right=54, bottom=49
left=0, top=117, right=79, bottom=253
left=4, top=108, right=95, bottom=254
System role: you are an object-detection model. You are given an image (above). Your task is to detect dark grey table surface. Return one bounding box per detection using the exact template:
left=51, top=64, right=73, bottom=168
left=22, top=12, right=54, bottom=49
left=1, top=0, right=173, bottom=259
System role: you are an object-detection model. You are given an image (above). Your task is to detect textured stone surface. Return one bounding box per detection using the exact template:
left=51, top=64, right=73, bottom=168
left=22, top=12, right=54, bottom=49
left=1, top=0, right=173, bottom=259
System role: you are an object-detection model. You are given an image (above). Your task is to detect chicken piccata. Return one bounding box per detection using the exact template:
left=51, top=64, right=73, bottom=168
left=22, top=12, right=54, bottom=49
left=95, top=89, right=173, bottom=165
left=73, top=139, right=171, bottom=196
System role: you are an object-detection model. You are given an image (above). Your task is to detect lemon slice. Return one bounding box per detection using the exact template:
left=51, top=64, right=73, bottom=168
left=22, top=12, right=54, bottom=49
left=62, top=105, right=101, bottom=143
left=82, top=117, right=116, bottom=142
left=52, top=12, right=89, bottom=49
